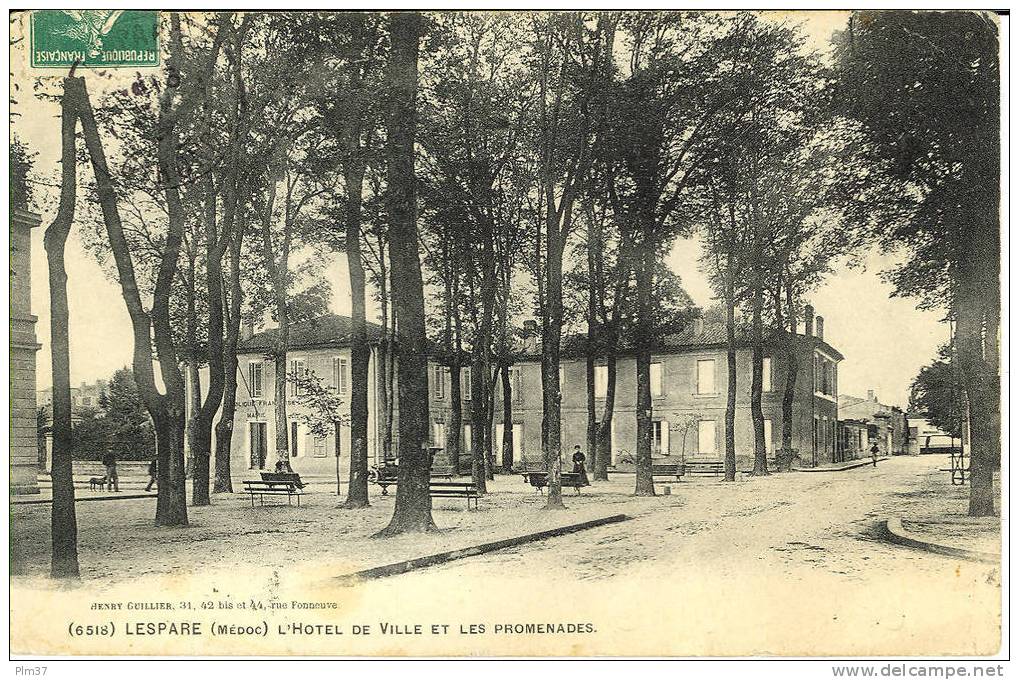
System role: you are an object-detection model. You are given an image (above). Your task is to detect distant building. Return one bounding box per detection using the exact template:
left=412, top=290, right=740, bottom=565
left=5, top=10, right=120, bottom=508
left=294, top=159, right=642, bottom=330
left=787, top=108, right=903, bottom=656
left=37, top=379, right=109, bottom=417
left=905, top=415, right=955, bottom=455
left=838, top=390, right=908, bottom=457
left=10, top=208, right=42, bottom=494
left=503, top=311, right=843, bottom=470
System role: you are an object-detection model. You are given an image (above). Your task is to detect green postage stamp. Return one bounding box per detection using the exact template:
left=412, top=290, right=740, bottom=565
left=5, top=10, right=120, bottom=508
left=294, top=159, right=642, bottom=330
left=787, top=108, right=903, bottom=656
left=30, top=10, right=159, bottom=69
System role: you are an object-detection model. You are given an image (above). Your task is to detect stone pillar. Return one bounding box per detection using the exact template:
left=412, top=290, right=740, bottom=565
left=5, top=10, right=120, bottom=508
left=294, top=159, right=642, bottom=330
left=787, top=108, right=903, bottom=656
left=10, top=208, right=42, bottom=494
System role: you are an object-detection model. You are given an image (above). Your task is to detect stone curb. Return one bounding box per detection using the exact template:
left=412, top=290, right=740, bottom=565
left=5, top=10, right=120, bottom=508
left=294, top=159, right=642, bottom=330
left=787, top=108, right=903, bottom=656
left=340, top=513, right=631, bottom=583
left=10, top=493, right=158, bottom=506
left=793, top=457, right=890, bottom=473
left=882, top=517, right=999, bottom=564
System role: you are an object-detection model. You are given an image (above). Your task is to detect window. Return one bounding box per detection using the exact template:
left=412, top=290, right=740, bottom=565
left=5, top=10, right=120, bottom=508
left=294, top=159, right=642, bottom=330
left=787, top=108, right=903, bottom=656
left=432, top=365, right=446, bottom=399
left=289, top=359, right=306, bottom=396
left=697, top=420, right=716, bottom=455
left=595, top=365, right=608, bottom=398
left=509, top=367, right=523, bottom=403
left=764, top=418, right=773, bottom=454
left=495, top=423, right=523, bottom=463
left=432, top=421, right=447, bottom=449
left=248, top=361, right=263, bottom=398
left=651, top=362, right=663, bottom=397
left=462, top=367, right=472, bottom=401
left=696, top=359, right=716, bottom=395
left=652, top=420, right=670, bottom=456
left=313, top=436, right=327, bottom=458
left=332, top=357, right=348, bottom=395
left=762, top=357, right=772, bottom=392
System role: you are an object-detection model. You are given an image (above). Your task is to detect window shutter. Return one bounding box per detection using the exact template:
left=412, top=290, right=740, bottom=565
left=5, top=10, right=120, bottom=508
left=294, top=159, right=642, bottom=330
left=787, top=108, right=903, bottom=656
left=661, top=420, right=670, bottom=456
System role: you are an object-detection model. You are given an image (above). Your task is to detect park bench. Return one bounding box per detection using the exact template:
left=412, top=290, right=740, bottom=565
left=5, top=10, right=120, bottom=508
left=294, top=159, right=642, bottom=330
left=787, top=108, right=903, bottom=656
left=243, top=478, right=303, bottom=507
left=684, top=460, right=724, bottom=477
left=261, top=471, right=306, bottom=489
left=651, top=463, right=683, bottom=479
left=370, top=464, right=458, bottom=495
left=522, top=471, right=585, bottom=495
left=429, top=481, right=481, bottom=510
left=430, top=465, right=456, bottom=480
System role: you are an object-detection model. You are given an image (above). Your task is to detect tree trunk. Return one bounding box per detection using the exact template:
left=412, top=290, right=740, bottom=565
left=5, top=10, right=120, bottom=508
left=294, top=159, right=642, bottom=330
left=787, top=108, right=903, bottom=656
left=214, top=207, right=246, bottom=493
left=633, top=245, right=655, bottom=496
left=213, top=23, right=249, bottom=495
left=750, top=281, right=768, bottom=476
left=184, top=255, right=199, bottom=479
left=541, top=228, right=566, bottom=509
left=585, top=352, right=597, bottom=474
left=957, top=265, right=996, bottom=517
left=469, top=354, right=489, bottom=492
left=378, top=237, right=394, bottom=463
left=781, top=277, right=798, bottom=455
left=44, top=77, right=80, bottom=578
left=77, top=68, right=189, bottom=526
left=273, top=341, right=290, bottom=466
left=377, top=10, right=435, bottom=535
left=345, top=164, right=371, bottom=508
left=724, top=269, right=737, bottom=482
left=448, top=362, right=462, bottom=472
left=500, top=362, right=514, bottom=471
left=594, top=348, right=616, bottom=481
left=194, top=175, right=228, bottom=506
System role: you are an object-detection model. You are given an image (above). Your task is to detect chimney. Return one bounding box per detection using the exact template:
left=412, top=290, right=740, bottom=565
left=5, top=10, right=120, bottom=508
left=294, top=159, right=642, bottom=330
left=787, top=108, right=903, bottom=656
left=693, top=318, right=704, bottom=335
left=867, top=389, right=875, bottom=401
left=804, top=304, right=814, bottom=336
left=241, top=321, right=255, bottom=342
left=815, top=315, right=824, bottom=341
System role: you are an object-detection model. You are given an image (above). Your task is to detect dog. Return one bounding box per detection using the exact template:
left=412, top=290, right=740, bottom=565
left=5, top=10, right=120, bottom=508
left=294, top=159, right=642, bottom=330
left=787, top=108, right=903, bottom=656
left=89, top=476, right=107, bottom=491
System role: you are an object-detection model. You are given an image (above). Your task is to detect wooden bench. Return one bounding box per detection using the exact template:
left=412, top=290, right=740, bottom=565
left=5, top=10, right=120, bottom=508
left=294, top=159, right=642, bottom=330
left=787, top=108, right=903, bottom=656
left=651, top=463, right=683, bottom=479
left=430, top=465, right=455, bottom=480
left=260, top=472, right=306, bottom=489
left=243, top=479, right=303, bottom=507
left=429, top=481, right=481, bottom=509
left=371, top=465, right=458, bottom=495
left=522, top=471, right=586, bottom=495
left=684, top=460, right=724, bottom=477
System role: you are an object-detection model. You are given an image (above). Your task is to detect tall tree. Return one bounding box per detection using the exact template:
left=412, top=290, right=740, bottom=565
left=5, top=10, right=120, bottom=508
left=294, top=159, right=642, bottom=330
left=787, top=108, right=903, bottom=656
left=833, top=11, right=1000, bottom=515
left=377, top=11, right=436, bottom=535
left=528, top=12, right=609, bottom=507
left=603, top=13, right=726, bottom=495
left=43, top=75, right=81, bottom=577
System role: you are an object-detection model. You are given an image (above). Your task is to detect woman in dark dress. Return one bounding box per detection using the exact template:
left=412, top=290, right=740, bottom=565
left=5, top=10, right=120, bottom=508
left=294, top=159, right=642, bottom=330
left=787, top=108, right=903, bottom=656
left=572, top=445, right=591, bottom=486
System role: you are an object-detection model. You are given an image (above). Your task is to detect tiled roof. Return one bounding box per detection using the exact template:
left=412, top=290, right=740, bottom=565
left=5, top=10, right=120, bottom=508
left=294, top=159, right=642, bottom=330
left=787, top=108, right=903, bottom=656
left=535, top=322, right=844, bottom=361
left=238, top=314, right=384, bottom=353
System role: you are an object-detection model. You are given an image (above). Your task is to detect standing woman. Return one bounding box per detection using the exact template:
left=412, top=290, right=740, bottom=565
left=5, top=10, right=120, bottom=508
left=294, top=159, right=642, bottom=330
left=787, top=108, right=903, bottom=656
left=572, top=445, right=591, bottom=486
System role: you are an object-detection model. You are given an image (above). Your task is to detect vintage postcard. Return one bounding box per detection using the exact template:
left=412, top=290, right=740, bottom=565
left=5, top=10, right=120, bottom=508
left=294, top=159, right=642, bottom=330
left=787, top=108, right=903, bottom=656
left=8, top=9, right=1004, bottom=661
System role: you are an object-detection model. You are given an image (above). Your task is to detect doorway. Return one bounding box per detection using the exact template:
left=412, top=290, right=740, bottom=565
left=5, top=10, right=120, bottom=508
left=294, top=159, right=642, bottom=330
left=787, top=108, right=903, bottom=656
left=249, top=422, right=267, bottom=469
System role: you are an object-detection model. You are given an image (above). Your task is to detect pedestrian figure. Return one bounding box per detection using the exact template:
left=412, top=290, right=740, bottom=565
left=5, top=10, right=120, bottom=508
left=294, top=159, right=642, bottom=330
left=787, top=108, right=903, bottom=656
left=572, top=445, right=591, bottom=486
left=870, top=443, right=880, bottom=467
left=102, top=451, right=120, bottom=492
left=145, top=457, right=157, bottom=492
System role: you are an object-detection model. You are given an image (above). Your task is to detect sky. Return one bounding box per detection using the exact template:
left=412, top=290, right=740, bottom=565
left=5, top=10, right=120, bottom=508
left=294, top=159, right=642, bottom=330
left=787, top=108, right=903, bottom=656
left=13, top=10, right=950, bottom=409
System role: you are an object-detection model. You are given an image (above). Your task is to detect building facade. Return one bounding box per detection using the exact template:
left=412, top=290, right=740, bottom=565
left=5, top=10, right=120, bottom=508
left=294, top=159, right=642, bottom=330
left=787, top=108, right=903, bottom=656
left=10, top=208, right=42, bottom=494
left=467, top=318, right=843, bottom=470
left=838, top=390, right=908, bottom=457
left=209, top=312, right=844, bottom=478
